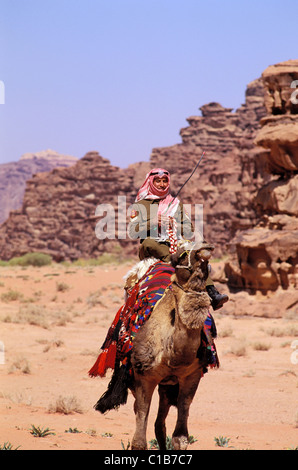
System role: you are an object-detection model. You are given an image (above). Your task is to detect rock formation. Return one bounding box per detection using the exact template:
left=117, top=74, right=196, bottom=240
left=150, top=79, right=267, bottom=255
left=0, top=152, right=140, bottom=261
left=0, top=150, right=77, bottom=224
left=0, top=76, right=267, bottom=262
left=257, top=61, right=298, bottom=174
left=19, top=149, right=77, bottom=167
left=225, top=60, right=298, bottom=314
left=0, top=61, right=296, bottom=319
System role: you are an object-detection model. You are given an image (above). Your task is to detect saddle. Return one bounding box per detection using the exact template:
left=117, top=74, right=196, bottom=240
left=89, top=259, right=219, bottom=378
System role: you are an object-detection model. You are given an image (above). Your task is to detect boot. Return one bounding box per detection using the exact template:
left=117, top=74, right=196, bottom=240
left=206, top=285, right=229, bottom=311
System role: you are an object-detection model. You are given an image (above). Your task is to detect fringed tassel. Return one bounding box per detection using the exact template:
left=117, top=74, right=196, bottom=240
left=168, top=216, right=178, bottom=254
left=105, top=341, right=117, bottom=370
left=88, top=339, right=118, bottom=378
left=94, top=363, right=130, bottom=414
left=204, top=312, right=220, bottom=368
left=88, top=349, right=108, bottom=377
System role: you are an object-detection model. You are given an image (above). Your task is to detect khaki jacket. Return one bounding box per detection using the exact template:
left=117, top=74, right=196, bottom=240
left=128, top=198, right=193, bottom=241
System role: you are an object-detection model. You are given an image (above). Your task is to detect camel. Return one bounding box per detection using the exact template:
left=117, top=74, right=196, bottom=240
left=92, top=241, right=217, bottom=450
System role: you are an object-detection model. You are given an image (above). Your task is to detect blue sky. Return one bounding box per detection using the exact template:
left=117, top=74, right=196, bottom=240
left=0, top=0, right=297, bottom=167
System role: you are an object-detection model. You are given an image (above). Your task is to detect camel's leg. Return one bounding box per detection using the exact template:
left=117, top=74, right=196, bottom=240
left=155, top=385, right=172, bottom=450
left=172, top=372, right=202, bottom=450
left=131, top=378, right=156, bottom=450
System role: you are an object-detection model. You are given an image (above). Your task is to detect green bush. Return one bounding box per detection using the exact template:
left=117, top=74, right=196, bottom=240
left=72, top=254, right=120, bottom=266
left=1, top=289, right=24, bottom=302
left=5, top=253, right=52, bottom=267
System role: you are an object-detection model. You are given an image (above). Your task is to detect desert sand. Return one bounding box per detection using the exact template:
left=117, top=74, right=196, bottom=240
left=0, top=261, right=297, bottom=451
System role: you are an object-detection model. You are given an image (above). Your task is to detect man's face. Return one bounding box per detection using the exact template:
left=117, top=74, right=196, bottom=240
left=153, top=176, right=169, bottom=191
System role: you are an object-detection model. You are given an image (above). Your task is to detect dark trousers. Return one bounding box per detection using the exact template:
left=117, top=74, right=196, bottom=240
left=139, top=238, right=171, bottom=262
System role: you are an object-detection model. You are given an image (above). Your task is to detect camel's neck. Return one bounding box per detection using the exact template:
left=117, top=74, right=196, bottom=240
left=169, top=284, right=210, bottom=367
left=171, top=276, right=210, bottom=327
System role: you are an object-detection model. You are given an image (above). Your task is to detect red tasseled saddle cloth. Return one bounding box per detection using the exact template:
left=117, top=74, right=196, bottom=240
left=88, top=261, right=175, bottom=377
left=88, top=261, right=219, bottom=378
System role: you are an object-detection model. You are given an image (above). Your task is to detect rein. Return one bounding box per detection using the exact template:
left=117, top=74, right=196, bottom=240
left=170, top=280, right=206, bottom=296
left=174, top=248, right=194, bottom=272
left=174, top=246, right=210, bottom=274
left=169, top=246, right=209, bottom=317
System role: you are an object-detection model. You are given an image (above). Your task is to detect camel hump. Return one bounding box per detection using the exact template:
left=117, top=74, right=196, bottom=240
left=123, top=257, right=174, bottom=294
left=123, top=257, right=160, bottom=291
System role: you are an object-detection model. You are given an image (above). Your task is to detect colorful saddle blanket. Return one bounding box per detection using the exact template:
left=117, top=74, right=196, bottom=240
left=89, top=261, right=218, bottom=378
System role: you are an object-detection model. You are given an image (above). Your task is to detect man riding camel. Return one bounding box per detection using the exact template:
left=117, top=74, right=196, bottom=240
left=128, top=167, right=228, bottom=311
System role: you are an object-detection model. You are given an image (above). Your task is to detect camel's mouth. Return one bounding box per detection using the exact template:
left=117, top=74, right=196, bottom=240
left=172, top=241, right=215, bottom=270
left=198, top=248, right=212, bottom=261
left=196, top=243, right=214, bottom=261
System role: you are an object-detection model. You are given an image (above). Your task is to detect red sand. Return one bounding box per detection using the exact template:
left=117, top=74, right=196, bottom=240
left=0, top=263, right=297, bottom=450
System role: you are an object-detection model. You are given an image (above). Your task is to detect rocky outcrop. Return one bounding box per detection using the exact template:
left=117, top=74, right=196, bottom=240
left=150, top=79, right=267, bottom=255
left=0, top=77, right=267, bottom=262
left=256, top=60, right=298, bottom=174
left=0, top=153, right=154, bottom=261
left=0, top=150, right=77, bottom=224
left=0, top=152, right=139, bottom=261
left=225, top=61, right=298, bottom=309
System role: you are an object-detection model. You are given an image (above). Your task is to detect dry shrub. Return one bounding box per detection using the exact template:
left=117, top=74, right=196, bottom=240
left=252, top=341, right=271, bottom=351
left=5, top=305, right=71, bottom=329
left=219, top=325, right=233, bottom=338
left=43, top=338, right=64, bottom=352
left=48, top=395, right=83, bottom=415
left=266, top=325, right=298, bottom=337
left=15, top=305, right=49, bottom=329
left=1, top=289, right=24, bottom=302
left=87, top=289, right=106, bottom=307
left=229, top=343, right=247, bottom=357
left=56, top=281, right=70, bottom=293
left=9, top=356, right=31, bottom=374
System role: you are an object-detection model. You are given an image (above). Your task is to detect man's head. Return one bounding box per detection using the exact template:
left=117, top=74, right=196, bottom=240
left=136, top=168, right=171, bottom=201
left=148, top=169, right=170, bottom=196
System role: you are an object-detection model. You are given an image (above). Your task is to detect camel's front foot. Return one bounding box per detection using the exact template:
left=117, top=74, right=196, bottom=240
left=172, top=435, right=189, bottom=450
left=131, top=436, right=147, bottom=450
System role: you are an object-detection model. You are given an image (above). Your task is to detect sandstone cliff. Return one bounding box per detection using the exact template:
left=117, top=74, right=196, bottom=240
left=0, top=150, right=77, bottom=224
left=150, top=78, right=267, bottom=255
left=225, top=60, right=298, bottom=317
left=0, top=152, right=138, bottom=261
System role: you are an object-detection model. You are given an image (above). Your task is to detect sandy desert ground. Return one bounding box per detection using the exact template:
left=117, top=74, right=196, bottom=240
left=0, top=260, right=297, bottom=451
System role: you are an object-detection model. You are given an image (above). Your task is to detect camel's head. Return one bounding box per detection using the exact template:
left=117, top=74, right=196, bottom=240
left=171, top=241, right=214, bottom=290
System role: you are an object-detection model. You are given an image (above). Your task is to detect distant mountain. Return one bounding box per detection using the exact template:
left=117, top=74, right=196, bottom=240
left=0, top=150, right=77, bottom=224
left=19, top=149, right=78, bottom=166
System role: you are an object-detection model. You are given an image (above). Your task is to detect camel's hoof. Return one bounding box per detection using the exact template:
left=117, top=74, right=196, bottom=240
left=131, top=440, right=147, bottom=451
left=172, top=436, right=189, bottom=450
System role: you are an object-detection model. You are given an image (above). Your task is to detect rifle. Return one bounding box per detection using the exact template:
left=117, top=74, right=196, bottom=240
left=165, top=151, right=205, bottom=214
